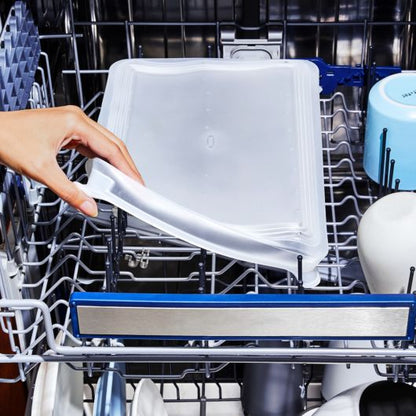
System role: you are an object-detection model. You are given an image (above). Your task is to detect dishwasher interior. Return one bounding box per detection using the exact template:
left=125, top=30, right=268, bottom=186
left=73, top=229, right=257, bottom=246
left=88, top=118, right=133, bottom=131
left=1, top=1, right=416, bottom=415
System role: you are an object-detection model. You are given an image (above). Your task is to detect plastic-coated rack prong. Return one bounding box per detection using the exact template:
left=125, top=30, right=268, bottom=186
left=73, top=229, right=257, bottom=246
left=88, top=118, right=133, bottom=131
left=387, top=159, right=395, bottom=194
left=383, top=147, right=391, bottom=195
left=200, top=374, right=207, bottom=416
left=362, top=45, right=374, bottom=113
left=403, top=366, right=410, bottom=381
left=109, top=214, right=120, bottom=287
left=117, top=211, right=123, bottom=256
left=297, top=255, right=304, bottom=294
left=394, top=179, right=401, bottom=192
left=198, top=249, right=207, bottom=294
left=379, top=128, right=387, bottom=197
left=104, top=237, right=113, bottom=292
left=407, top=267, right=415, bottom=294
left=110, top=214, right=117, bottom=260
left=117, top=208, right=126, bottom=259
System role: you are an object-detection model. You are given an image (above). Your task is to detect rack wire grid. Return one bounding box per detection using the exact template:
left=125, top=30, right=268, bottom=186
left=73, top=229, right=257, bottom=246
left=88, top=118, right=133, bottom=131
left=1, top=0, right=416, bottom=413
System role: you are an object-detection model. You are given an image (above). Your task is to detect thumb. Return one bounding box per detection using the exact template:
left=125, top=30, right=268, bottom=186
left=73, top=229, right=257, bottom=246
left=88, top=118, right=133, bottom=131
left=44, top=163, right=98, bottom=217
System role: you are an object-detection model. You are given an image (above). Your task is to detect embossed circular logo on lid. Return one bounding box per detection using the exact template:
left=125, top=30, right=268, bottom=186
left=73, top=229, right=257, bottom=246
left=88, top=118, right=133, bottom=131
left=384, top=74, right=416, bottom=106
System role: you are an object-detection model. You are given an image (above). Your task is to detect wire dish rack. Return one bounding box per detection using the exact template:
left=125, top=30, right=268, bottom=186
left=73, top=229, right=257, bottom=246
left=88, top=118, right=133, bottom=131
left=1, top=1, right=416, bottom=413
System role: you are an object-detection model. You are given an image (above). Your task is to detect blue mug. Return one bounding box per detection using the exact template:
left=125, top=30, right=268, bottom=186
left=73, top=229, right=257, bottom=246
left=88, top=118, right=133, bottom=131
left=364, top=73, right=416, bottom=190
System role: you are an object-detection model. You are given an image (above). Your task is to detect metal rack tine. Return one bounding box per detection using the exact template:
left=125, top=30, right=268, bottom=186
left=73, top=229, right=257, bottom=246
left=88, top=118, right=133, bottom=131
left=383, top=147, right=391, bottom=194
left=104, top=237, right=114, bottom=292
left=297, top=255, right=304, bottom=294
left=407, top=266, right=415, bottom=294
left=379, top=128, right=387, bottom=196
left=394, top=178, right=401, bottom=192
left=387, top=159, right=395, bottom=194
left=198, top=249, right=207, bottom=294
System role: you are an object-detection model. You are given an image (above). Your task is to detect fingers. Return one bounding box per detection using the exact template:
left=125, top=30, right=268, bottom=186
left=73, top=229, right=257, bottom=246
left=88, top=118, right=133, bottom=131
left=81, top=123, right=142, bottom=181
left=34, top=106, right=143, bottom=216
left=65, top=109, right=145, bottom=185
left=44, top=161, right=98, bottom=217
left=68, top=143, right=97, bottom=159
left=83, top=115, right=143, bottom=179
left=83, top=126, right=145, bottom=184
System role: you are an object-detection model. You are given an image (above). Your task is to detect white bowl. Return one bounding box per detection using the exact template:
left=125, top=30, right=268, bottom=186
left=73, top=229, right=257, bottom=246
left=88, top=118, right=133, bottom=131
left=358, top=192, right=416, bottom=293
left=314, top=383, right=373, bottom=416
left=321, top=340, right=386, bottom=400
left=316, top=381, right=416, bottom=415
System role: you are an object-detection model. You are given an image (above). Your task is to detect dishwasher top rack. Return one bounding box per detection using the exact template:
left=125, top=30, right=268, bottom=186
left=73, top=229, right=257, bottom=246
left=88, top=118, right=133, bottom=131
left=1, top=0, right=416, bottom=384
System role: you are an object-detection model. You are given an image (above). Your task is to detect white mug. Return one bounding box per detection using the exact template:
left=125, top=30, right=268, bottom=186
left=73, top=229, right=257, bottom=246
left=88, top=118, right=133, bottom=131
left=357, top=192, right=416, bottom=293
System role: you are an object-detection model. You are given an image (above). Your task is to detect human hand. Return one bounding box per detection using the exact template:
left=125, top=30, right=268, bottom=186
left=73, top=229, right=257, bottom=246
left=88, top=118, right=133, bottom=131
left=0, top=106, right=144, bottom=216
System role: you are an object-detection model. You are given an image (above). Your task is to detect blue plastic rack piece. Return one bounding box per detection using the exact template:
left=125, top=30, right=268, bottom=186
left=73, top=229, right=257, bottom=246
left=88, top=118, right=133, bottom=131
left=308, top=58, right=401, bottom=95
left=70, top=292, right=416, bottom=341
left=0, top=1, right=41, bottom=111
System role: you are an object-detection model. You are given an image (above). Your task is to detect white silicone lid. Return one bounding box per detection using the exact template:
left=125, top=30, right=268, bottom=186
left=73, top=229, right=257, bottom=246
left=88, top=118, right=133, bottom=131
left=83, top=59, right=328, bottom=284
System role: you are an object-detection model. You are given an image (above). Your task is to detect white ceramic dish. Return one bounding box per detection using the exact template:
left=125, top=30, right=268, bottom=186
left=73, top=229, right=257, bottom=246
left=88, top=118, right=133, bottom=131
left=31, top=332, right=83, bottom=416
left=84, top=58, right=327, bottom=284
left=321, top=340, right=386, bottom=400
left=314, top=383, right=372, bottom=416
left=358, top=192, right=416, bottom=293
left=130, top=379, right=168, bottom=416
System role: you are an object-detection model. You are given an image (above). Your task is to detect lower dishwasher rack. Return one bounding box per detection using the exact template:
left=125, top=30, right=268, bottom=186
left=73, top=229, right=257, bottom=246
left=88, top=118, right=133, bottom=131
left=2, top=2, right=416, bottom=414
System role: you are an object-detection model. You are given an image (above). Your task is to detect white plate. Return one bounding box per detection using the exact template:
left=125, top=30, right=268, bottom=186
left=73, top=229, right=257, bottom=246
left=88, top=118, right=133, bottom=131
left=130, top=379, right=168, bottom=416
left=85, top=58, right=327, bottom=284
left=31, top=332, right=83, bottom=416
